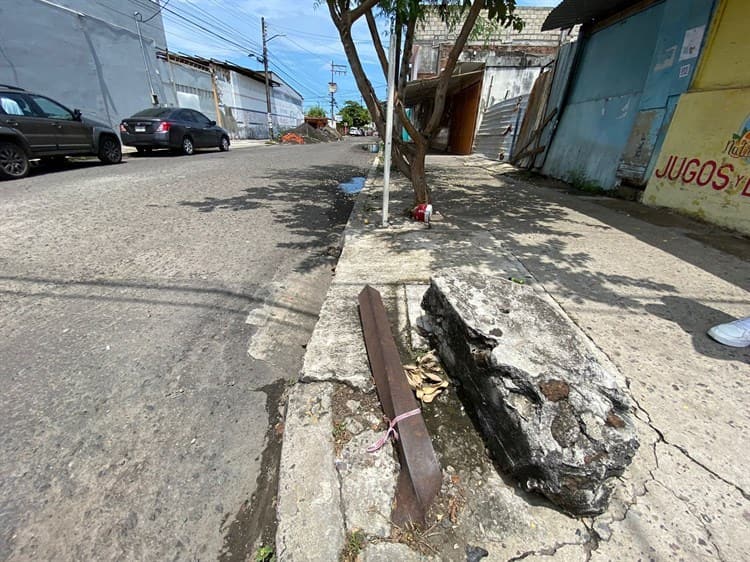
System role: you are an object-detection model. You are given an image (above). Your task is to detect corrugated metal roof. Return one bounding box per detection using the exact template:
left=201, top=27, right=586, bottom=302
left=157, top=50, right=280, bottom=87
left=541, top=0, right=642, bottom=31
left=473, top=95, right=528, bottom=161
left=404, top=62, right=485, bottom=105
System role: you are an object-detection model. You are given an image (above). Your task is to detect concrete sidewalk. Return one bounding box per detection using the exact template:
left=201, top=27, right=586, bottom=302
left=276, top=154, right=749, bottom=561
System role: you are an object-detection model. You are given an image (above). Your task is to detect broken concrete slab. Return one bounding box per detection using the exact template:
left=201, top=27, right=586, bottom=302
left=336, top=430, right=398, bottom=537
left=405, top=284, right=432, bottom=351
left=422, top=269, right=639, bottom=515
left=276, top=382, right=343, bottom=561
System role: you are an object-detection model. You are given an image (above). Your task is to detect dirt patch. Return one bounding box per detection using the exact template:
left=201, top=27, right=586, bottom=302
left=281, top=123, right=342, bottom=144
left=331, top=383, right=384, bottom=455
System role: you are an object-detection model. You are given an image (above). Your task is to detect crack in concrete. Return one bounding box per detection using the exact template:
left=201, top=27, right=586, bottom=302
left=629, top=385, right=749, bottom=501
left=484, top=211, right=749, bottom=505
left=505, top=539, right=589, bottom=561
left=448, top=209, right=744, bottom=560
left=651, top=476, right=726, bottom=562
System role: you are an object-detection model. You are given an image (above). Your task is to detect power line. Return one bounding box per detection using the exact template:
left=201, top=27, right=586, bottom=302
left=140, top=0, right=170, bottom=23
left=159, top=2, right=260, bottom=56
left=267, top=48, right=327, bottom=94
left=173, top=0, right=262, bottom=52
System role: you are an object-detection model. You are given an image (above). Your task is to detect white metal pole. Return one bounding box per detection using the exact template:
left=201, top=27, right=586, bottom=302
left=382, top=24, right=398, bottom=227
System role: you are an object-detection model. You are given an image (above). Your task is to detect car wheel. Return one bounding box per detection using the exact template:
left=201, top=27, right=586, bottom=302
left=181, top=136, right=195, bottom=155
left=0, top=141, right=30, bottom=180
left=219, top=136, right=230, bottom=152
left=98, top=135, right=122, bottom=164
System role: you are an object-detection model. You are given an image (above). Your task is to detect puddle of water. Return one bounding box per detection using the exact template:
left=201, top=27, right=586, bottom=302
left=338, top=176, right=366, bottom=194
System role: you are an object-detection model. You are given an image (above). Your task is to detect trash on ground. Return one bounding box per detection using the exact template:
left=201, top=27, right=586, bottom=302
left=404, top=350, right=449, bottom=403
left=412, top=203, right=433, bottom=225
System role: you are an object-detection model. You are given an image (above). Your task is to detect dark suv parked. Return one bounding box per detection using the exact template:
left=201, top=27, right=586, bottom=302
left=120, top=107, right=230, bottom=155
left=0, top=85, right=122, bottom=180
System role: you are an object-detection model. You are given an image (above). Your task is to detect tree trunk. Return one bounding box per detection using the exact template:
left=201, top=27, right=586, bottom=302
left=411, top=142, right=430, bottom=204
left=327, top=0, right=518, bottom=208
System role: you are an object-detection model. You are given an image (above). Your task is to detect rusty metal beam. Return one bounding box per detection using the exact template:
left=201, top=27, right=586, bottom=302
left=358, top=285, right=441, bottom=525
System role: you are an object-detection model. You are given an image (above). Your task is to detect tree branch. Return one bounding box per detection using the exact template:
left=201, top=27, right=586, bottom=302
left=398, top=12, right=417, bottom=94
left=328, top=0, right=384, bottom=135
left=424, top=0, right=485, bottom=136
left=395, top=99, right=424, bottom=146
left=349, top=0, right=380, bottom=24
left=365, top=9, right=388, bottom=79
left=394, top=14, right=403, bottom=86
left=327, top=0, right=342, bottom=25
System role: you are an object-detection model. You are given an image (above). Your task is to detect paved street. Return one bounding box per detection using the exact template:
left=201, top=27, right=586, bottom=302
left=0, top=139, right=373, bottom=560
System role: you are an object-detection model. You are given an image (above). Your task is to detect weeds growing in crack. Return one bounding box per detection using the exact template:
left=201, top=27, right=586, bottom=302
left=367, top=508, right=440, bottom=555
left=340, top=529, right=367, bottom=562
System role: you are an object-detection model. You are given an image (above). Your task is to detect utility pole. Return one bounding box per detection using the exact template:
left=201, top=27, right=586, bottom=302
left=262, top=17, right=273, bottom=140
left=382, top=24, right=397, bottom=226
left=329, top=60, right=347, bottom=126
left=134, top=12, right=158, bottom=105
left=261, top=18, right=285, bottom=140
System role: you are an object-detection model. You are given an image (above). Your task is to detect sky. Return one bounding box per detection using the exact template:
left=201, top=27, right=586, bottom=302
left=157, top=0, right=558, bottom=115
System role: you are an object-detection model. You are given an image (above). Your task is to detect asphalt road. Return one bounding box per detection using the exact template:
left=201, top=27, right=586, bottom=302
left=0, top=139, right=374, bottom=560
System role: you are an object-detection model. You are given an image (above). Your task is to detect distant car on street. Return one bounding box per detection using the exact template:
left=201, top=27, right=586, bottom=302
left=349, top=127, right=363, bottom=136
left=0, top=84, right=122, bottom=180
left=120, top=108, right=230, bottom=155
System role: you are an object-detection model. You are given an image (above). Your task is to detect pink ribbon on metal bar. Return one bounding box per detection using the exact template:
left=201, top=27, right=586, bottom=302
left=366, top=408, right=422, bottom=453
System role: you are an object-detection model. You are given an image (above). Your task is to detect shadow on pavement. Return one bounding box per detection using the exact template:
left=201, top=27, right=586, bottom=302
left=26, top=158, right=115, bottom=178
left=178, top=162, right=370, bottom=273
left=646, top=295, right=749, bottom=362
left=373, top=159, right=748, bottom=363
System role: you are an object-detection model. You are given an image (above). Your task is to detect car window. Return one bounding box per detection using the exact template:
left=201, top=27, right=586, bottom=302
left=174, top=109, right=196, bottom=123
left=190, top=111, right=212, bottom=126
left=0, top=93, right=35, bottom=116
left=132, top=107, right=172, bottom=118
left=29, top=95, right=73, bottom=120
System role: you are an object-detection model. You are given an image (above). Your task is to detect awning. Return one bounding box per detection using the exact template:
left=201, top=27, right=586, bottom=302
left=542, top=0, right=643, bottom=31
left=404, top=62, right=484, bottom=106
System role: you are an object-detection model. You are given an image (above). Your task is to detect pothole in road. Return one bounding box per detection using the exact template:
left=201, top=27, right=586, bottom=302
left=338, top=176, right=366, bottom=194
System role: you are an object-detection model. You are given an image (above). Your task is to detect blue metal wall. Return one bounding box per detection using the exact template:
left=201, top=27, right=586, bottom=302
left=533, top=40, right=579, bottom=170
left=542, top=0, right=716, bottom=189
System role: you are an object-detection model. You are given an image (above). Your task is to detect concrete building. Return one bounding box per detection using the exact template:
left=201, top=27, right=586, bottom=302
left=0, top=0, right=174, bottom=129
left=0, top=1, right=303, bottom=140
left=404, top=7, right=572, bottom=157
left=412, top=7, right=568, bottom=110
left=159, top=53, right=304, bottom=139
left=513, top=0, right=747, bottom=235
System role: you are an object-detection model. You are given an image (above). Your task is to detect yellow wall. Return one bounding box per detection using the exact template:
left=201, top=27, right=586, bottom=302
left=644, top=0, right=750, bottom=235
left=644, top=89, right=750, bottom=234
left=692, top=0, right=750, bottom=90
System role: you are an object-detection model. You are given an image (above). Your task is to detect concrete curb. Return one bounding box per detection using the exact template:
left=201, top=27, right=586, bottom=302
left=275, top=154, right=380, bottom=561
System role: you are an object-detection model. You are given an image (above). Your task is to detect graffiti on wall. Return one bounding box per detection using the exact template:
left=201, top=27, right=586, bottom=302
left=650, top=108, right=750, bottom=201
left=644, top=89, right=750, bottom=234
left=654, top=154, right=750, bottom=196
